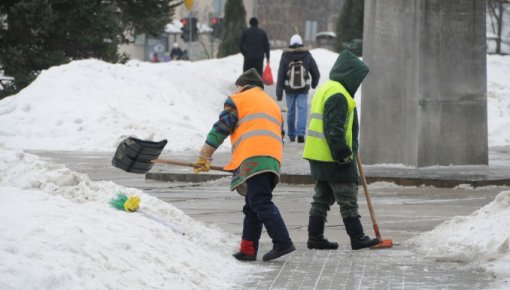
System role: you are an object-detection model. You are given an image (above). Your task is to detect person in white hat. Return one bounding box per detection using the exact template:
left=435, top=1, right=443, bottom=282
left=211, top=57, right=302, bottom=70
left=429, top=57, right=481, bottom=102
left=276, top=34, right=320, bottom=143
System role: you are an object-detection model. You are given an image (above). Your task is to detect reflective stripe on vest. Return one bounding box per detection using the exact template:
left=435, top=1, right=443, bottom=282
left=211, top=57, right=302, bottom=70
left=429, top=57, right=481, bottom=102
left=303, top=80, right=355, bottom=162
left=225, top=87, right=283, bottom=170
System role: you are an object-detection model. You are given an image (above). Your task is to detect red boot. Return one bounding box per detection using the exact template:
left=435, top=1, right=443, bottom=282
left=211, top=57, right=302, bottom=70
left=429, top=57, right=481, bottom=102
left=233, top=239, right=257, bottom=261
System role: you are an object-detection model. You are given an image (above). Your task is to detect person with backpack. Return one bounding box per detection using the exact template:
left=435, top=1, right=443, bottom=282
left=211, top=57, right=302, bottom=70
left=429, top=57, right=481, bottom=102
left=276, top=34, right=320, bottom=143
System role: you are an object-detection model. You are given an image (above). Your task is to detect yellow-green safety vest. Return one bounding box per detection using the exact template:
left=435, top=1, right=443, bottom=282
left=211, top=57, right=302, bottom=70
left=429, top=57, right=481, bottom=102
left=303, top=80, right=356, bottom=161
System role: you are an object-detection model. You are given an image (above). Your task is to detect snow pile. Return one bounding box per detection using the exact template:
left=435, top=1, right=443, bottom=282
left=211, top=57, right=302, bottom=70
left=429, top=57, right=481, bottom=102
left=487, top=55, right=510, bottom=146
left=407, top=190, right=510, bottom=286
left=0, top=57, right=242, bottom=152
left=0, top=148, right=256, bottom=289
left=3, top=50, right=507, bottom=153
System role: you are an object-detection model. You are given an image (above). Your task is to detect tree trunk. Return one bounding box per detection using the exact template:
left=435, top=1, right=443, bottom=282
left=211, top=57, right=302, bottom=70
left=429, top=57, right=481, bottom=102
left=496, top=2, right=503, bottom=54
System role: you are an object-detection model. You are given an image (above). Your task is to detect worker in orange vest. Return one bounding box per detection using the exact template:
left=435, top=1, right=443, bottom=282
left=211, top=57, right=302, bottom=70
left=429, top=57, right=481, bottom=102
left=194, top=68, right=295, bottom=262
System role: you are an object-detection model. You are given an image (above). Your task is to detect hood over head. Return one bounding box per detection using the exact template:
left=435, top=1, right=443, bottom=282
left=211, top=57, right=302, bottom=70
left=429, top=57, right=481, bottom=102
left=329, top=50, right=369, bottom=97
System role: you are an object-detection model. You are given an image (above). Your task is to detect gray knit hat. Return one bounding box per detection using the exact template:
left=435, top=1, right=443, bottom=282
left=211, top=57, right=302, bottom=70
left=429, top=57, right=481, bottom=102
left=235, top=68, right=264, bottom=89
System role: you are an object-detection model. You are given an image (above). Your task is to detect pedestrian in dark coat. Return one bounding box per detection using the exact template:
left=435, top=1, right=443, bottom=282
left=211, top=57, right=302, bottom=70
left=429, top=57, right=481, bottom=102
left=303, top=51, right=380, bottom=251
left=276, top=34, right=320, bottom=143
left=239, top=17, right=270, bottom=76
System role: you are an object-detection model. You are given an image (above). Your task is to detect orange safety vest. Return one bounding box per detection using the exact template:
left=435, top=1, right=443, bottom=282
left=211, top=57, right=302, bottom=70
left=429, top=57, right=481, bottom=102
left=224, top=87, right=283, bottom=171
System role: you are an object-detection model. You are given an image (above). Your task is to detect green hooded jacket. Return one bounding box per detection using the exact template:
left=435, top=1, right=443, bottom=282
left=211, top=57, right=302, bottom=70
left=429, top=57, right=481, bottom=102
left=308, top=50, right=369, bottom=182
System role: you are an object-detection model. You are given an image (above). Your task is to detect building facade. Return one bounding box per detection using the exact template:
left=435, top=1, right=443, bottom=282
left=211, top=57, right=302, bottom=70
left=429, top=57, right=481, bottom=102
left=119, top=0, right=345, bottom=61
left=245, top=0, right=344, bottom=48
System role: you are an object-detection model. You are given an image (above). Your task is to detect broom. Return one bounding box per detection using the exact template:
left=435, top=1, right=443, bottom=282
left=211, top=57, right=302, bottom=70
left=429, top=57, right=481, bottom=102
left=108, top=193, right=185, bottom=235
left=356, top=154, right=394, bottom=249
left=109, top=193, right=141, bottom=212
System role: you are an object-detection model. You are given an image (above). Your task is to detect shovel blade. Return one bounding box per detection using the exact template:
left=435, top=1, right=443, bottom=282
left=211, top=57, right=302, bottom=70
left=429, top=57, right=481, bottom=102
left=112, top=137, right=167, bottom=173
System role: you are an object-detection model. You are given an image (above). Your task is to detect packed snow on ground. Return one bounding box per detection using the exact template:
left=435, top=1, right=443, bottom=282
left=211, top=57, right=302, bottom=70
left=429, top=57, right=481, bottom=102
left=407, top=189, right=510, bottom=289
left=0, top=148, right=259, bottom=290
left=0, top=50, right=509, bottom=289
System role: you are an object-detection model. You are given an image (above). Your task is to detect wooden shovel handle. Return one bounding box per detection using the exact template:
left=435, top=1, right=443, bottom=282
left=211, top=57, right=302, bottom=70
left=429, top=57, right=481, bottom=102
left=151, top=158, right=230, bottom=172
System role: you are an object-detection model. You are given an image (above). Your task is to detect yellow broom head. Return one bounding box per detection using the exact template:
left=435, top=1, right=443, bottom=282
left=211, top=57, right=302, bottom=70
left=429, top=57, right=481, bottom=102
left=109, top=193, right=140, bottom=212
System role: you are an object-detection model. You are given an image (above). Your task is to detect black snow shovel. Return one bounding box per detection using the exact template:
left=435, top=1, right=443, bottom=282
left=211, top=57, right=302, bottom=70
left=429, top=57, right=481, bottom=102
left=111, top=137, right=229, bottom=173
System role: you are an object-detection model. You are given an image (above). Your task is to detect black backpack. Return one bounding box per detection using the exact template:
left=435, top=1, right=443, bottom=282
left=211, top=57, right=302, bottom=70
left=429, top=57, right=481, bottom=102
left=286, top=59, right=309, bottom=89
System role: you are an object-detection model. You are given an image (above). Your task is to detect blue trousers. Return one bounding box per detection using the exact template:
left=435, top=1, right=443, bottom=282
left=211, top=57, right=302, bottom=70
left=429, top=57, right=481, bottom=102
left=285, top=93, right=308, bottom=139
left=242, top=173, right=293, bottom=250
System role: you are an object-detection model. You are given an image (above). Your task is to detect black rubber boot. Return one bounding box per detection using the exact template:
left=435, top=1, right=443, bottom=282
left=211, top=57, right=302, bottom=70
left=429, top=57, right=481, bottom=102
left=307, top=235, right=339, bottom=250
left=343, top=216, right=380, bottom=250
left=307, top=216, right=339, bottom=250
left=262, top=243, right=296, bottom=261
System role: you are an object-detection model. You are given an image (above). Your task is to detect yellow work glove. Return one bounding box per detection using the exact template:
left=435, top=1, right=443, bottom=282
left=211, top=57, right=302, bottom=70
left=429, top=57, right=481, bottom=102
left=193, top=143, right=216, bottom=174
left=193, top=156, right=211, bottom=173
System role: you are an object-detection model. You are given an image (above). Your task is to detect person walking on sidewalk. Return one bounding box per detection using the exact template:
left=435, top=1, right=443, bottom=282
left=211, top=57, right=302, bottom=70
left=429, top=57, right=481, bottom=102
left=276, top=34, right=320, bottom=143
left=303, top=51, right=380, bottom=250
left=193, top=68, right=295, bottom=262
left=239, top=17, right=270, bottom=76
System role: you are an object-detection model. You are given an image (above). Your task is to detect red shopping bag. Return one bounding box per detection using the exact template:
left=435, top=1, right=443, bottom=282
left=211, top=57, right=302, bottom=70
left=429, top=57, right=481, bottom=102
left=262, top=63, right=274, bottom=85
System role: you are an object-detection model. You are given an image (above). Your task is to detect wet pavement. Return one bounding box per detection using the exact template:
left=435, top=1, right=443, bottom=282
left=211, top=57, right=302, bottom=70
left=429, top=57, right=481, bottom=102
left=34, top=147, right=510, bottom=290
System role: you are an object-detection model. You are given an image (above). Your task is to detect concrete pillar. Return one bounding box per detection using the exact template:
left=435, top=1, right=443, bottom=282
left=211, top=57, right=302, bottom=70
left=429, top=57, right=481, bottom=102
left=361, top=0, right=487, bottom=167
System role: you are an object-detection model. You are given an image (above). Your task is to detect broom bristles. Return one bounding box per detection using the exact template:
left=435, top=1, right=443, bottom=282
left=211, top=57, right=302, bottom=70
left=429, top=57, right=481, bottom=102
left=109, top=193, right=129, bottom=211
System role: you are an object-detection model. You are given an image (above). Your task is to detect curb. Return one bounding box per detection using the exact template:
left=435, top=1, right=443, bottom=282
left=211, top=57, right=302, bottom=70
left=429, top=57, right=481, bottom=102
left=145, top=172, right=510, bottom=188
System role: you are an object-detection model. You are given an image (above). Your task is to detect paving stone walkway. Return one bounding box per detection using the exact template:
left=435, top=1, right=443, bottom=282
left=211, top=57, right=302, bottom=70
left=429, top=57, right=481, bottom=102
left=242, top=245, right=493, bottom=290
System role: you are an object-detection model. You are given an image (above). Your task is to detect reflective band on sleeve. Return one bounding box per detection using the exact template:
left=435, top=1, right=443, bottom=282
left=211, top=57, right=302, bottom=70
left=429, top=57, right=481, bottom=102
left=232, top=130, right=283, bottom=151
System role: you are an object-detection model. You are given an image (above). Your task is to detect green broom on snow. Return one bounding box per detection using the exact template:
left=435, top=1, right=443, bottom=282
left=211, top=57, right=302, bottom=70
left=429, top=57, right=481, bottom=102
left=109, top=193, right=141, bottom=212
left=109, top=193, right=185, bottom=235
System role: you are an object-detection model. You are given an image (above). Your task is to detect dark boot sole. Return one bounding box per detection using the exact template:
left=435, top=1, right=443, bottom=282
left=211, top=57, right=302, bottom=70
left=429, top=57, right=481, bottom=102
left=351, top=238, right=381, bottom=250
left=262, top=245, right=296, bottom=261
left=233, top=252, right=257, bottom=261
left=307, top=242, right=339, bottom=250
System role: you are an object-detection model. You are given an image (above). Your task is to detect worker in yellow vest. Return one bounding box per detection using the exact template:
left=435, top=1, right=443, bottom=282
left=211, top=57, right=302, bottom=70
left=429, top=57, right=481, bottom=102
left=303, top=51, right=380, bottom=250
left=194, top=68, right=295, bottom=262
